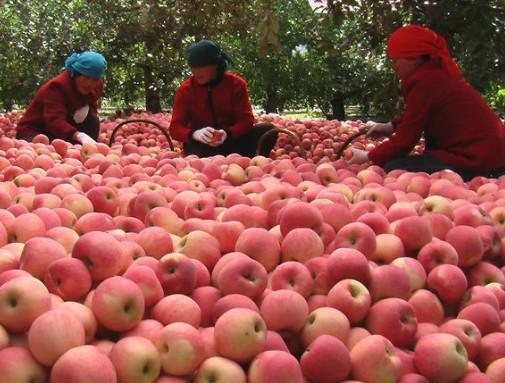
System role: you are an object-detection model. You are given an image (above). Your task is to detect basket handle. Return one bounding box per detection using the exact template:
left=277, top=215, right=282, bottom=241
left=256, top=127, right=306, bottom=159
left=335, top=128, right=369, bottom=159
left=109, top=118, right=175, bottom=151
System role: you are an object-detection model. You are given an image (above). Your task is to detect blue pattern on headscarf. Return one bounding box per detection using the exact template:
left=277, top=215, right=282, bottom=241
left=62, top=51, right=107, bottom=78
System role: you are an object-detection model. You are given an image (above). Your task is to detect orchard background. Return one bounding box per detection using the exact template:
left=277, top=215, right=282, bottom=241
left=0, top=0, right=504, bottom=120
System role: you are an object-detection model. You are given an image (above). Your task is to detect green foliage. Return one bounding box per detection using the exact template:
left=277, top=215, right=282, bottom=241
left=0, top=0, right=504, bottom=120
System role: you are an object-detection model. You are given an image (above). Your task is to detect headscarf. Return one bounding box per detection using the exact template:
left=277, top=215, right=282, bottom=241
left=187, top=40, right=232, bottom=69
left=387, top=25, right=461, bottom=77
left=62, top=51, right=107, bottom=78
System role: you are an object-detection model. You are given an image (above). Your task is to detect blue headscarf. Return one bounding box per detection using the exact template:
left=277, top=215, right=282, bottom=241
left=62, top=51, right=107, bottom=78
left=187, top=40, right=232, bottom=69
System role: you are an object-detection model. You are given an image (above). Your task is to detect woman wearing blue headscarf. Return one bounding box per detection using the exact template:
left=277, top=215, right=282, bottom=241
left=16, top=51, right=107, bottom=144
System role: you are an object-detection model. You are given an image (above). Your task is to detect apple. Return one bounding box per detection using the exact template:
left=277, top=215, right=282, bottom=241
left=279, top=201, right=323, bottom=236
left=417, top=239, right=459, bottom=272
left=330, top=221, right=377, bottom=259
left=122, top=319, right=163, bottom=345
left=27, top=308, right=85, bottom=366
left=305, top=256, right=331, bottom=295
left=366, top=297, right=418, bottom=347
left=75, top=212, right=115, bottom=234
left=439, top=319, right=482, bottom=361
left=50, top=345, right=118, bottom=383
left=260, top=289, right=308, bottom=333
left=300, top=334, right=352, bottom=383
left=427, top=264, right=468, bottom=306
left=394, top=215, right=433, bottom=254
left=350, top=335, right=401, bottom=383
left=92, top=276, right=145, bottom=332
left=122, top=265, right=164, bottom=307
left=234, top=227, right=281, bottom=271
left=151, top=294, right=201, bottom=328
left=408, top=289, right=445, bottom=325
left=371, top=233, right=405, bottom=264
left=7, top=212, right=46, bottom=243
left=176, top=230, right=221, bottom=271
left=414, top=333, right=468, bottom=383
left=191, top=286, right=222, bottom=327
left=280, top=227, right=324, bottom=263
left=248, top=350, right=305, bottom=383
left=214, top=307, right=266, bottom=363
left=301, top=306, right=350, bottom=347
left=445, top=225, right=484, bottom=268
left=86, top=185, right=119, bottom=215
left=155, top=252, right=197, bottom=295
left=56, top=301, right=97, bottom=343
left=326, top=248, right=371, bottom=286
left=486, top=357, right=505, bottom=383
left=19, top=237, right=68, bottom=279
left=72, top=231, right=125, bottom=282
left=369, top=264, right=412, bottom=301
left=0, top=276, right=51, bottom=333
left=212, top=294, right=259, bottom=323
left=0, top=346, right=47, bottom=383
left=210, top=220, right=245, bottom=254
left=109, top=336, right=161, bottom=383
left=457, top=302, right=501, bottom=336
left=269, top=260, right=314, bottom=299
left=136, top=226, right=173, bottom=260
left=327, top=278, right=371, bottom=324
left=194, top=356, right=247, bottom=383
left=44, top=257, right=92, bottom=301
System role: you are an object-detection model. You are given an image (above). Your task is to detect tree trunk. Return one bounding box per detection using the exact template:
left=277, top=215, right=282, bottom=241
left=330, top=91, right=345, bottom=120
left=144, top=66, right=162, bottom=113
left=264, top=84, right=278, bottom=114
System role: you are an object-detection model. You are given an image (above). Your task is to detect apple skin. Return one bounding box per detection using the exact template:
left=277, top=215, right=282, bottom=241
left=408, top=289, right=445, bottom=325
left=350, top=334, right=402, bottom=383
left=280, top=227, right=324, bottom=263
left=0, top=346, right=48, bottom=383
left=50, top=345, right=118, bottom=383
left=248, top=350, right=305, bottom=383
left=366, top=297, right=418, bottom=348
left=234, top=227, right=281, bottom=271
left=0, top=276, right=51, bottom=333
left=326, top=248, right=371, bottom=286
left=269, top=260, right=314, bottom=299
left=27, top=308, right=86, bottom=366
left=214, top=308, right=267, bottom=363
left=44, top=257, right=92, bottom=301
left=486, top=357, right=505, bottom=382
left=417, top=239, right=459, bottom=273
left=194, top=356, right=247, bottom=383
left=427, top=264, right=468, bottom=306
left=136, top=226, right=173, bottom=260
left=369, top=264, right=412, bottom=302
left=301, top=306, right=350, bottom=347
left=155, top=252, right=197, bottom=295
left=327, top=278, right=371, bottom=324
left=212, top=294, right=259, bottom=324
left=55, top=301, right=98, bottom=343
left=190, top=286, right=222, bottom=327
left=279, top=201, right=323, bottom=236
left=260, top=289, right=309, bottom=333
left=300, top=334, right=352, bottom=383
left=414, top=333, right=469, bottom=383
left=109, top=336, right=161, bottom=383
left=122, top=265, right=164, bottom=307
left=330, top=222, right=377, bottom=259
left=92, top=276, right=145, bottom=332
left=445, top=225, right=484, bottom=268
left=151, top=294, right=201, bottom=328
left=216, top=256, right=268, bottom=299
left=478, top=332, right=505, bottom=370
left=439, top=319, right=482, bottom=361
left=72, top=231, right=126, bottom=282
left=156, top=322, right=205, bottom=377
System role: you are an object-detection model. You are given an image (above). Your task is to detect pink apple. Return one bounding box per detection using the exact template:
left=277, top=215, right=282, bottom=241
left=19, top=237, right=68, bottom=280
left=0, top=276, right=51, bottom=333
left=50, top=345, right=117, bottom=383
left=414, top=333, right=468, bottom=383
left=439, top=319, right=482, bottom=361
left=195, top=356, right=247, bottom=383
left=122, top=319, right=163, bottom=345
left=305, top=256, right=331, bottom=295
left=210, top=220, right=245, bottom=254
left=44, top=257, right=92, bottom=301
left=330, top=222, right=377, bottom=259
left=280, top=227, right=324, bottom=263
left=155, top=252, right=197, bottom=295
left=28, top=308, right=85, bottom=366
left=86, top=185, right=119, bottom=215
left=216, top=256, right=267, bottom=299
left=300, top=335, right=352, bottom=383
left=457, top=302, right=501, bottom=336
left=326, top=248, right=371, bottom=286
left=371, top=233, right=405, bottom=264
left=7, top=212, right=46, bottom=243
left=366, top=297, right=418, bottom=347
left=248, top=350, right=305, bottom=383
left=446, top=225, right=484, bottom=268
left=369, top=264, right=412, bottom=301
left=408, top=289, right=445, bottom=325
left=176, top=230, right=221, bottom=271
left=279, top=201, right=323, bottom=236
left=417, top=239, right=459, bottom=273
left=234, top=227, right=281, bottom=271
left=190, top=286, right=222, bottom=327
left=214, top=307, right=267, bottom=363
left=327, top=278, right=371, bottom=324
left=92, top=276, right=145, bottom=332
left=301, top=306, right=350, bottom=347
left=151, top=294, right=201, bottom=328
left=0, top=347, right=47, bottom=383
left=392, top=257, right=427, bottom=292
left=55, top=301, right=97, bottom=343
left=269, top=261, right=314, bottom=299
left=427, top=264, right=468, bottom=306
left=350, top=335, right=401, bottom=383
left=394, top=215, right=433, bottom=254
left=260, top=289, right=308, bottom=333
left=123, top=265, right=164, bottom=307
left=211, top=294, right=259, bottom=324
left=109, top=336, right=161, bottom=383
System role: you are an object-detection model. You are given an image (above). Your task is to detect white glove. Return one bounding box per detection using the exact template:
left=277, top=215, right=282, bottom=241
left=192, top=127, right=215, bottom=144
left=348, top=148, right=369, bottom=165
left=209, top=129, right=227, bottom=147
left=74, top=131, right=97, bottom=145
left=73, top=105, right=90, bottom=124
left=365, top=121, right=394, bottom=137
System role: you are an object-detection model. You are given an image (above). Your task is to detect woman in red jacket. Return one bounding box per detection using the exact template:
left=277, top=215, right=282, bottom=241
left=16, top=51, right=106, bottom=144
left=349, top=25, right=505, bottom=181
left=169, top=40, right=277, bottom=157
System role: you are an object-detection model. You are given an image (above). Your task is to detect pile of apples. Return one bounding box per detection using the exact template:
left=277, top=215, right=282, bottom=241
left=0, top=114, right=504, bottom=383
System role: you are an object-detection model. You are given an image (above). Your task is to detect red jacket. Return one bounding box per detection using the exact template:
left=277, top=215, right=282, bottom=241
left=169, top=72, right=254, bottom=143
left=369, top=60, right=505, bottom=172
left=16, top=71, right=103, bottom=141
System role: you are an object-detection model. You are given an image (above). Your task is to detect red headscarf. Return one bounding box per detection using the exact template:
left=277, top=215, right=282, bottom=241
left=387, top=25, right=461, bottom=77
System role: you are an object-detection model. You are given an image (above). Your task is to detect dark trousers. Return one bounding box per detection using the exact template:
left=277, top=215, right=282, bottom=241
left=384, top=154, right=505, bottom=181
left=183, top=123, right=278, bottom=157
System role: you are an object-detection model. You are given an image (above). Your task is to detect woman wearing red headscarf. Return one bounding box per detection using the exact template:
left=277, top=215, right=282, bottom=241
left=348, top=25, right=505, bottom=180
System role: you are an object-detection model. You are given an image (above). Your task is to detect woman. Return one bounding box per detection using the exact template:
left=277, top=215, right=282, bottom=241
left=348, top=25, right=505, bottom=181
left=16, top=50, right=107, bottom=144
left=169, top=39, right=277, bottom=157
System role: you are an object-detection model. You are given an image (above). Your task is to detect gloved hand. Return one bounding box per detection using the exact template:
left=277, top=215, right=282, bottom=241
left=192, top=127, right=215, bottom=145
left=73, top=105, right=90, bottom=124
left=365, top=121, right=393, bottom=137
left=74, top=131, right=97, bottom=145
left=209, top=129, right=227, bottom=147
left=348, top=148, right=369, bottom=165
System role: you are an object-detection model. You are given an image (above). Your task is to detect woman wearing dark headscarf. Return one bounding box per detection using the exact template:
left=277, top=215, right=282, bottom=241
left=16, top=51, right=107, bottom=144
left=169, top=39, right=277, bottom=157
left=348, top=25, right=505, bottom=180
